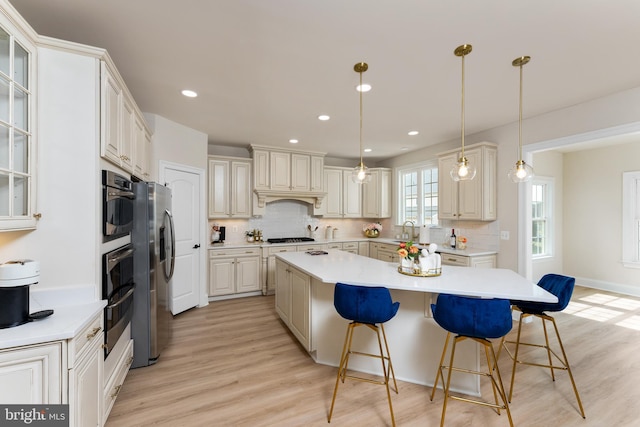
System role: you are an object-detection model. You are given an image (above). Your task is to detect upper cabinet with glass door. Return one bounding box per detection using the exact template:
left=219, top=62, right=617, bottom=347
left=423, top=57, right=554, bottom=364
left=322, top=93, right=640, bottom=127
left=0, top=20, right=37, bottom=231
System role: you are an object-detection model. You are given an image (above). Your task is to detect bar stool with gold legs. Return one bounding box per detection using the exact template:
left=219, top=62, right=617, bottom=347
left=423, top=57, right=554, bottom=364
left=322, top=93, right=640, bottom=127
left=498, top=273, right=586, bottom=418
left=430, top=294, right=514, bottom=427
left=328, top=283, right=400, bottom=426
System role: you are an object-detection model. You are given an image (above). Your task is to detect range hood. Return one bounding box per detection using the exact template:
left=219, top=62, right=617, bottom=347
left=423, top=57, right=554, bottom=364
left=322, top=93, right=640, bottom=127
left=254, top=189, right=326, bottom=209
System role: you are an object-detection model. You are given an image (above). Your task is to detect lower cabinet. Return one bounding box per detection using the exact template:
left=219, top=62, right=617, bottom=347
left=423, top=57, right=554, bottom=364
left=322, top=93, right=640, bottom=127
left=275, top=258, right=311, bottom=351
left=369, top=242, right=398, bottom=262
left=103, top=339, right=133, bottom=423
left=0, top=342, right=63, bottom=404
left=209, top=248, right=261, bottom=297
left=440, top=253, right=497, bottom=268
left=0, top=311, right=110, bottom=427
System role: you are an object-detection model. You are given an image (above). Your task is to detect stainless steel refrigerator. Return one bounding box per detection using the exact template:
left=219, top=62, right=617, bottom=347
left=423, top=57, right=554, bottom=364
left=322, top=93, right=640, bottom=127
left=131, top=182, right=175, bottom=368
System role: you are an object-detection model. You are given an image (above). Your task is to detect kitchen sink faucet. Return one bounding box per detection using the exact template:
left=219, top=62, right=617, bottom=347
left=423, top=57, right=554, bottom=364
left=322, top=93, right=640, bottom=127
left=402, top=220, right=415, bottom=240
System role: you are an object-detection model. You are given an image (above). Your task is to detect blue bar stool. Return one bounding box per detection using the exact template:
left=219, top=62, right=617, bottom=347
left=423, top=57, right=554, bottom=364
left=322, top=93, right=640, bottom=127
left=328, top=283, right=400, bottom=426
left=498, top=274, right=586, bottom=418
left=430, top=294, right=514, bottom=427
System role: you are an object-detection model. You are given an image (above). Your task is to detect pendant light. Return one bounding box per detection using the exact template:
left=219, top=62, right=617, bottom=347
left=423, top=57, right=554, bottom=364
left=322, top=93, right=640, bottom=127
left=351, top=62, right=372, bottom=184
left=450, top=44, right=477, bottom=182
left=508, top=55, right=535, bottom=183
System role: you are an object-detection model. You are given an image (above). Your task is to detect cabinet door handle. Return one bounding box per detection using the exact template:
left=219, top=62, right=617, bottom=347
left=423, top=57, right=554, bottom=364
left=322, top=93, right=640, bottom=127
left=86, top=327, right=102, bottom=340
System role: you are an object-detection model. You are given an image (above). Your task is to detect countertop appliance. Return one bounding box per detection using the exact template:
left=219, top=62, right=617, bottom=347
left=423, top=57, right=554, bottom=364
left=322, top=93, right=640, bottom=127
left=0, top=260, right=52, bottom=329
left=131, top=181, right=175, bottom=368
left=211, top=225, right=226, bottom=243
left=267, top=237, right=315, bottom=244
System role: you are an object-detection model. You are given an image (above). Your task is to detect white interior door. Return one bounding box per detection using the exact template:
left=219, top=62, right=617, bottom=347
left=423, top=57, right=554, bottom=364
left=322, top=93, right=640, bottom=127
left=162, top=163, right=203, bottom=315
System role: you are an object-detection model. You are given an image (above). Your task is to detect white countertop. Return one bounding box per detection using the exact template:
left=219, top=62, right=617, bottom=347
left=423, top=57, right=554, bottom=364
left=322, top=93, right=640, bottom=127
left=210, top=236, right=497, bottom=257
left=0, top=285, right=106, bottom=350
left=276, top=249, right=555, bottom=303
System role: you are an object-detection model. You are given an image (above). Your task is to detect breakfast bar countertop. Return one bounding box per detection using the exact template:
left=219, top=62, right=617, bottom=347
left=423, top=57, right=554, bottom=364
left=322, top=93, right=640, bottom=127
left=276, top=249, right=555, bottom=303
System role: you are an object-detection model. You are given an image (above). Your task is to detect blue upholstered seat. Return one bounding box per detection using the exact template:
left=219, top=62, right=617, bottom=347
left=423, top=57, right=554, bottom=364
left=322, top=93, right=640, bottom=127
left=334, top=283, right=400, bottom=324
left=512, top=273, right=575, bottom=314
left=432, top=294, right=512, bottom=339
left=430, top=294, right=514, bottom=426
left=498, top=273, right=585, bottom=418
left=329, top=283, right=400, bottom=426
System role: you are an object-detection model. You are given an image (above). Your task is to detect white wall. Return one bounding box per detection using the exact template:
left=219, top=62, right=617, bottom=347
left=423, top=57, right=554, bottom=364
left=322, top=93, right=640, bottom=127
left=564, top=141, right=640, bottom=288
left=144, top=113, right=208, bottom=178
left=0, top=48, right=101, bottom=294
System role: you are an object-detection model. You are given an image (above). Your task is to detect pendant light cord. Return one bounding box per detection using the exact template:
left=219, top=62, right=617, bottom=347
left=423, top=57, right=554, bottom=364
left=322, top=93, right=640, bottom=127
left=359, top=66, right=364, bottom=168
left=518, top=62, right=523, bottom=159
left=461, top=52, right=466, bottom=159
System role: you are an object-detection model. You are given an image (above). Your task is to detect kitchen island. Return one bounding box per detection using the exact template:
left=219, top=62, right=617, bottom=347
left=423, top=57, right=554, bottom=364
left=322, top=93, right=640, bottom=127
left=274, top=249, right=556, bottom=395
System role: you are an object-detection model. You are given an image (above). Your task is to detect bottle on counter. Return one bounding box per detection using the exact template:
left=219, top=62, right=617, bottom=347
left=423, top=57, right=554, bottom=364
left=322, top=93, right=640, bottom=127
left=450, top=228, right=456, bottom=249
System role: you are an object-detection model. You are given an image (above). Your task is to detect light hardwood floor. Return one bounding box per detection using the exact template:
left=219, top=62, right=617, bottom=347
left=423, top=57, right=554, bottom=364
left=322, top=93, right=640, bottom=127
left=106, top=286, right=640, bottom=426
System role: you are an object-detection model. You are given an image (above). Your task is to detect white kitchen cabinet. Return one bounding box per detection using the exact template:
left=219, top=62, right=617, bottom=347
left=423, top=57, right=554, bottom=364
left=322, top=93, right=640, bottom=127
left=439, top=252, right=497, bottom=268
left=362, top=168, right=391, bottom=218
left=103, top=338, right=133, bottom=424
left=322, top=167, right=362, bottom=218
left=358, top=241, right=370, bottom=257
left=208, top=156, right=252, bottom=219
left=438, top=142, right=497, bottom=221
left=264, top=245, right=297, bottom=295
left=209, top=248, right=261, bottom=297
left=68, top=312, right=104, bottom=427
left=133, top=114, right=151, bottom=180
left=100, top=60, right=151, bottom=179
left=369, top=241, right=397, bottom=262
left=275, top=258, right=311, bottom=351
left=296, top=243, right=328, bottom=252
left=0, top=342, right=63, bottom=404
left=249, top=145, right=326, bottom=215
left=0, top=15, right=39, bottom=231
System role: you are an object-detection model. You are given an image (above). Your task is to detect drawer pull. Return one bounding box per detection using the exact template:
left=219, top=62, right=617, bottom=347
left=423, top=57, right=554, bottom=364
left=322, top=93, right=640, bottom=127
left=127, top=356, right=134, bottom=367
left=447, top=258, right=458, bottom=262
left=111, top=385, right=122, bottom=399
left=86, top=327, right=102, bottom=340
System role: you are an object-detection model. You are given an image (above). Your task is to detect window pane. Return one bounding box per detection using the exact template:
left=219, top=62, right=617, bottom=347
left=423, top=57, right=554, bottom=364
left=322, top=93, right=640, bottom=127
left=14, top=42, right=28, bottom=89
left=13, top=86, right=27, bottom=130
left=13, top=130, right=27, bottom=173
left=0, top=75, right=8, bottom=124
left=0, top=27, right=8, bottom=77
left=0, top=124, right=8, bottom=169
left=0, top=172, right=8, bottom=215
left=12, top=174, right=27, bottom=216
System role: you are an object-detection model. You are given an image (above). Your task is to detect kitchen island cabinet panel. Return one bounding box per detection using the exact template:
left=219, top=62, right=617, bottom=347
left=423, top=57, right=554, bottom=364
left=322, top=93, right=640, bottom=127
left=275, top=258, right=311, bottom=351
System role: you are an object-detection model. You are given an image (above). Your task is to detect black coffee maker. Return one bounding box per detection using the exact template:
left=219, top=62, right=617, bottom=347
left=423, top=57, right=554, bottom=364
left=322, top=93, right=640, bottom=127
left=211, top=226, right=226, bottom=244
left=0, top=260, right=52, bottom=329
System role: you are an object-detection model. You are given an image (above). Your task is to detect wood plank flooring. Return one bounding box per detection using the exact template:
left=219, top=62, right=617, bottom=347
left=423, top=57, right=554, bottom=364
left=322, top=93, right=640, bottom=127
left=106, top=286, right=640, bottom=426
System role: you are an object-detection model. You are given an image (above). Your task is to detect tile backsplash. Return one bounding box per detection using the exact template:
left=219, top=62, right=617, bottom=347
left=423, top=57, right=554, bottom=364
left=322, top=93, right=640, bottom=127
left=208, top=199, right=499, bottom=251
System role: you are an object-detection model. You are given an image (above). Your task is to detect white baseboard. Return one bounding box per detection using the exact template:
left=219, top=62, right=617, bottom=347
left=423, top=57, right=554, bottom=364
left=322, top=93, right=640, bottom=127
left=575, top=276, right=640, bottom=297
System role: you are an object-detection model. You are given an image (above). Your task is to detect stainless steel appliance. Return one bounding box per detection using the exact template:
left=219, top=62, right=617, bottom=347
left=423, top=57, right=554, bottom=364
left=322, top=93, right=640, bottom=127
left=102, top=170, right=135, bottom=241
left=102, top=245, right=135, bottom=357
left=131, top=182, right=175, bottom=368
left=0, top=260, right=52, bottom=329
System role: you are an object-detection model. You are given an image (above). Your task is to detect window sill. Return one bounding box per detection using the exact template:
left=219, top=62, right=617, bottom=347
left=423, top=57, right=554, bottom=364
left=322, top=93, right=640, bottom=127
left=622, top=261, right=640, bottom=269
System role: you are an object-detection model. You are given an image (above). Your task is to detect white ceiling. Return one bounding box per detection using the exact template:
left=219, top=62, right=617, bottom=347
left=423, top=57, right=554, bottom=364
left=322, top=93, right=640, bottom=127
left=11, top=0, right=640, bottom=161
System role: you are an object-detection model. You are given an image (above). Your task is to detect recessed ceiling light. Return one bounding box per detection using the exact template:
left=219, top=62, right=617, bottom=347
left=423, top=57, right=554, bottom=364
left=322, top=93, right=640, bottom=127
left=289, top=139, right=299, bottom=144
left=364, top=148, right=372, bottom=153
left=181, top=89, right=198, bottom=98
left=408, top=130, right=419, bottom=136
left=318, top=115, right=330, bottom=121
left=356, top=84, right=372, bottom=92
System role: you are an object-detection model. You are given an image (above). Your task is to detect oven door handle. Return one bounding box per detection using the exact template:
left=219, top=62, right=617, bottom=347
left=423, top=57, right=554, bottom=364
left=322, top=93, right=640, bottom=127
left=106, top=248, right=134, bottom=271
left=106, top=188, right=135, bottom=200
left=107, top=284, right=135, bottom=309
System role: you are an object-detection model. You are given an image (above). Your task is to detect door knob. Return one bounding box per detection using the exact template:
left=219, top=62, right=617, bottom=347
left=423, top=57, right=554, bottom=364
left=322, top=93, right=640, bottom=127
left=193, top=244, right=201, bottom=249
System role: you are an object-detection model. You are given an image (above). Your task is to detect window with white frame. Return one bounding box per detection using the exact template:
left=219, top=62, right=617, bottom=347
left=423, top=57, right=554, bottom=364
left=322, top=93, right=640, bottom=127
left=397, top=162, right=438, bottom=226
left=532, top=177, right=554, bottom=258
left=622, top=171, right=640, bottom=268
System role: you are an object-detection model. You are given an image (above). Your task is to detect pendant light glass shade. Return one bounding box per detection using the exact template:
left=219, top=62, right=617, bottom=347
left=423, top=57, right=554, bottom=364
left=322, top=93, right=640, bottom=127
left=509, top=55, right=535, bottom=183
left=450, top=44, right=476, bottom=182
left=351, top=62, right=372, bottom=184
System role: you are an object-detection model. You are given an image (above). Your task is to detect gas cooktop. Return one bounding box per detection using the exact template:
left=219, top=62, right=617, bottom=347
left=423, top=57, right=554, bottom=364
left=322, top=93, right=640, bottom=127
left=266, top=237, right=315, bottom=244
